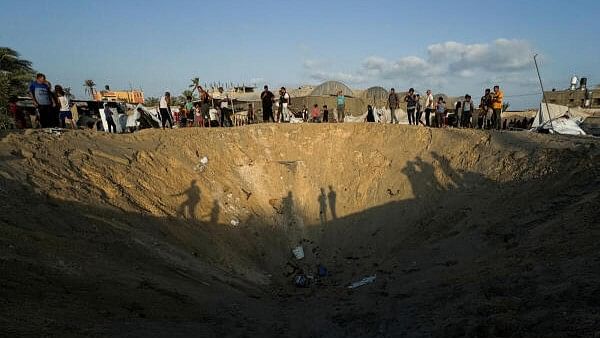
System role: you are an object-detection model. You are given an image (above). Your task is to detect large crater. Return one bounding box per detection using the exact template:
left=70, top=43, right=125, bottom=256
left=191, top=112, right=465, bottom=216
left=1, top=125, right=599, bottom=337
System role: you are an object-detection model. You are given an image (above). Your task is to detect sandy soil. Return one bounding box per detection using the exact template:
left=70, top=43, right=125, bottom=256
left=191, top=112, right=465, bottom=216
left=1, top=124, right=599, bottom=337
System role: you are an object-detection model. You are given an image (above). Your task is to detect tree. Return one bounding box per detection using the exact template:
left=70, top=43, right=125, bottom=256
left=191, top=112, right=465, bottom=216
left=502, top=102, right=510, bottom=112
left=175, top=89, right=195, bottom=107
left=182, top=89, right=194, bottom=99
left=189, top=77, right=201, bottom=95
left=83, top=79, right=96, bottom=100
left=0, top=47, right=36, bottom=112
left=64, top=87, right=76, bottom=100
left=144, top=96, right=160, bottom=107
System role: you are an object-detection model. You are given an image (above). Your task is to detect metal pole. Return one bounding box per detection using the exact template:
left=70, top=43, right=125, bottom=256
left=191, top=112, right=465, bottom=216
left=534, top=54, right=554, bottom=132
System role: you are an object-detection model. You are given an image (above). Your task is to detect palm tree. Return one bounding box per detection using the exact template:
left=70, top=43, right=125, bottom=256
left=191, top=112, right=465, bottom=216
left=64, top=87, right=75, bottom=100
left=144, top=96, right=160, bottom=107
left=83, top=79, right=96, bottom=100
left=502, top=102, right=510, bottom=112
left=182, top=89, right=194, bottom=99
left=0, top=47, right=35, bottom=111
left=189, top=77, right=201, bottom=95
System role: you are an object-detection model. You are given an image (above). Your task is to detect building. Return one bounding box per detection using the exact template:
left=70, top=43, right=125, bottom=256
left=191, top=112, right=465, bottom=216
left=544, top=76, right=600, bottom=108
left=94, top=89, right=144, bottom=104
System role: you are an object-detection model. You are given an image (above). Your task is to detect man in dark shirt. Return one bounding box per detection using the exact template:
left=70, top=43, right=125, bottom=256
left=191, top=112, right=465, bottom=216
left=261, top=85, right=275, bottom=123
left=388, top=88, right=400, bottom=124
left=404, top=88, right=417, bottom=125
left=479, top=88, right=492, bottom=129
left=29, top=73, right=58, bottom=128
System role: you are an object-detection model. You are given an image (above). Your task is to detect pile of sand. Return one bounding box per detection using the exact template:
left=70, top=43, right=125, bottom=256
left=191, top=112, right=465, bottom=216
left=1, top=125, right=599, bottom=336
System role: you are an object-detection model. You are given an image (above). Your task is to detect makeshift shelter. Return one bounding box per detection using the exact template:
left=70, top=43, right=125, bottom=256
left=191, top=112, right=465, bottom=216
left=532, top=102, right=587, bottom=135
left=362, top=86, right=389, bottom=107
left=532, top=103, right=590, bottom=128
left=344, top=107, right=408, bottom=124
left=310, top=81, right=354, bottom=97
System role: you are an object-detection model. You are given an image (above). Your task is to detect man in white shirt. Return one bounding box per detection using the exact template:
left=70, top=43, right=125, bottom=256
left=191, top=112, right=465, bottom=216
left=461, top=94, right=474, bottom=128
left=159, top=92, right=173, bottom=129
left=278, top=87, right=291, bottom=122
left=219, top=92, right=233, bottom=127
left=424, top=89, right=434, bottom=127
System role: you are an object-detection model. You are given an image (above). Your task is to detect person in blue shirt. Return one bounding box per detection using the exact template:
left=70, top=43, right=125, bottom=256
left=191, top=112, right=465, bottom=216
left=28, top=73, right=58, bottom=128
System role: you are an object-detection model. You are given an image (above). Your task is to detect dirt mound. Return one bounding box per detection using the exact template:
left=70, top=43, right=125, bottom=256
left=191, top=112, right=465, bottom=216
left=1, top=125, right=599, bottom=337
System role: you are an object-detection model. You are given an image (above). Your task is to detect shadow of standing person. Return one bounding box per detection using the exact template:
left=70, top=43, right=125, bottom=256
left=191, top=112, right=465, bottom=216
left=174, top=180, right=201, bottom=219
left=327, top=185, right=337, bottom=219
left=401, top=156, right=444, bottom=201
left=318, top=188, right=327, bottom=224
left=209, top=199, right=220, bottom=224
left=281, top=191, right=295, bottom=224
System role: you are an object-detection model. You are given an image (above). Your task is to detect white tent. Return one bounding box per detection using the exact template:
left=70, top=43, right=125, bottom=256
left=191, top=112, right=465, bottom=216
left=532, top=103, right=590, bottom=128
left=532, top=102, right=587, bottom=135
left=344, top=107, right=408, bottom=124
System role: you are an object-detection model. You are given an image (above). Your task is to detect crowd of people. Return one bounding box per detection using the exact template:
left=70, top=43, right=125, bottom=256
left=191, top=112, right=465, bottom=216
left=6, top=73, right=525, bottom=132
left=7, top=73, right=76, bottom=129
left=161, top=85, right=257, bottom=129
left=388, top=85, right=507, bottom=130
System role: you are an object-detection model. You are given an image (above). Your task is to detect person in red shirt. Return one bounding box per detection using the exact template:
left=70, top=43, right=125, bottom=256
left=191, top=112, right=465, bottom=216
left=310, top=104, right=320, bottom=123
left=8, top=96, right=26, bottom=129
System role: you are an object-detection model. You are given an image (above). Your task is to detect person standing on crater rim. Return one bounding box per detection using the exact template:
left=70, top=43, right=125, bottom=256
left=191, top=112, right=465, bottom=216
left=388, top=88, right=400, bottom=124
left=479, top=88, right=492, bottom=129
left=261, top=85, right=275, bottom=123
left=336, top=90, right=346, bottom=123
left=424, top=89, right=434, bottom=127
left=159, top=92, right=173, bottom=129
left=404, top=88, right=417, bottom=125
left=29, top=73, right=57, bottom=128
left=491, top=85, right=504, bottom=130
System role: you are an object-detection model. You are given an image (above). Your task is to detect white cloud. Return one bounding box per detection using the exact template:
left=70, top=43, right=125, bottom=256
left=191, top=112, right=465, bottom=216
left=444, top=39, right=533, bottom=73
left=301, top=38, right=537, bottom=90
left=308, top=70, right=367, bottom=84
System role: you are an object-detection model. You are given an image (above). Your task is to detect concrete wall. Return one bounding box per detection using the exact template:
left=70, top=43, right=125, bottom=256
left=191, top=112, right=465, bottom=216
left=544, top=89, right=600, bottom=108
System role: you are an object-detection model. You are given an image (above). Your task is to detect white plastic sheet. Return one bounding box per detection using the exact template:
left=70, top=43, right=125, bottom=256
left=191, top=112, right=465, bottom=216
left=533, top=102, right=587, bottom=135
left=343, top=107, right=407, bottom=124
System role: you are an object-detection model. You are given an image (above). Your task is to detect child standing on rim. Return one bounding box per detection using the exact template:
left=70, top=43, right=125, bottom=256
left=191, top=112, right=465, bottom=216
left=310, top=104, right=320, bottom=123
left=435, top=97, right=446, bottom=128
left=322, top=105, right=329, bottom=122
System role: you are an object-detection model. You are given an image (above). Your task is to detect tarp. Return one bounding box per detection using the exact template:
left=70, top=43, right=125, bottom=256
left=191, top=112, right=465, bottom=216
left=532, top=102, right=587, bottom=135
left=538, top=116, right=587, bottom=136
left=99, top=108, right=124, bottom=133
left=133, top=104, right=161, bottom=129
left=532, top=102, right=589, bottom=128
left=344, top=108, right=407, bottom=124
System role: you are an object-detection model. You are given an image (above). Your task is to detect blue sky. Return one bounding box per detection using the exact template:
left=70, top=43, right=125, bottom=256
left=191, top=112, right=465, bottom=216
left=1, top=0, right=599, bottom=109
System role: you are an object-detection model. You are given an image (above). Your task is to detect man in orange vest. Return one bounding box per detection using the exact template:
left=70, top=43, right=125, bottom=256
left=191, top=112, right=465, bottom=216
left=491, top=85, right=504, bottom=130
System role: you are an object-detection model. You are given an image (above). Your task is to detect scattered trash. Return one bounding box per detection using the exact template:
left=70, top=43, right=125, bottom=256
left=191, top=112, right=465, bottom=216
left=348, top=275, right=376, bottom=289
left=230, top=219, right=240, bottom=227
left=294, top=274, right=309, bottom=288
left=43, top=128, right=65, bottom=136
left=194, top=156, right=209, bottom=172
left=292, top=246, right=305, bottom=260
